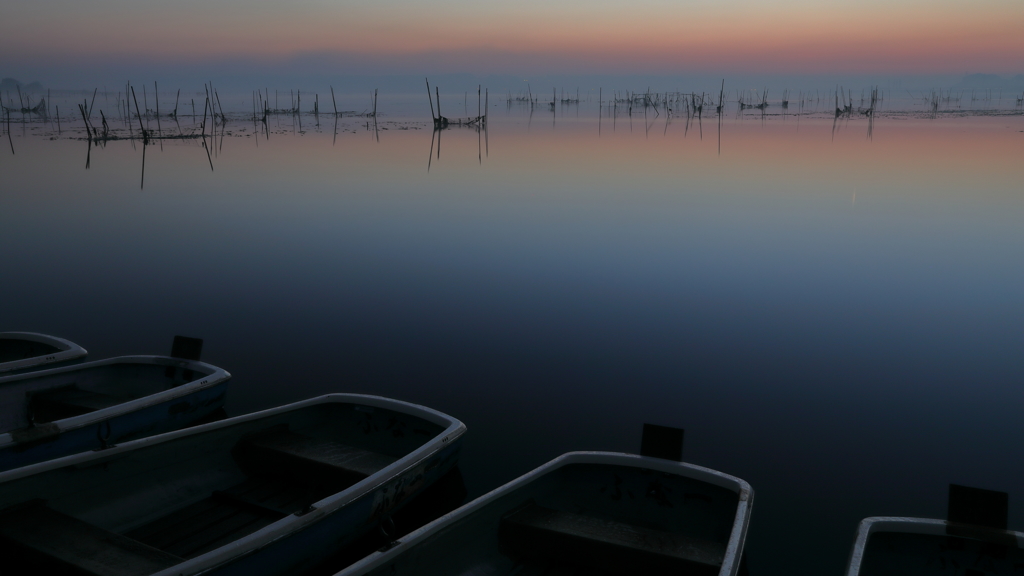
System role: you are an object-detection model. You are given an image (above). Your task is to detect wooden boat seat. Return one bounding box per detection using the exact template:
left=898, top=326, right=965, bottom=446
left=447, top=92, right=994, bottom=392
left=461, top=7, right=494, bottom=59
left=0, top=500, right=183, bottom=576
left=232, top=425, right=397, bottom=488
left=30, top=385, right=129, bottom=422
left=499, top=502, right=725, bottom=576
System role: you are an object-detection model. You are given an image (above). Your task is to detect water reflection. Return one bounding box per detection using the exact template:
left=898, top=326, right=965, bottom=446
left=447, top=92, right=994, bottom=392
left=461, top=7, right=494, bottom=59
left=1, top=97, right=1024, bottom=575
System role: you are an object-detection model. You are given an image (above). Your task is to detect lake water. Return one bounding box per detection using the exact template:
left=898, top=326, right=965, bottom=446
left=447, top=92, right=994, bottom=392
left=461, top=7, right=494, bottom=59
left=3, top=92, right=1024, bottom=575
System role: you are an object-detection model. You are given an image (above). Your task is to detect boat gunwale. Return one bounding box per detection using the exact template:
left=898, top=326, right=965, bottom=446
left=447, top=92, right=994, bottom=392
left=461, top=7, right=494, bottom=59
left=335, top=451, right=753, bottom=576
left=844, top=516, right=1024, bottom=576
left=0, top=393, right=466, bottom=576
left=0, top=332, right=88, bottom=374
left=0, top=355, right=231, bottom=448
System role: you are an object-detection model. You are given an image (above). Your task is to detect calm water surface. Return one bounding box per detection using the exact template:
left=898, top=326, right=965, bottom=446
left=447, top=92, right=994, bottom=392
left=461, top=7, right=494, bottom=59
left=2, top=100, right=1023, bottom=575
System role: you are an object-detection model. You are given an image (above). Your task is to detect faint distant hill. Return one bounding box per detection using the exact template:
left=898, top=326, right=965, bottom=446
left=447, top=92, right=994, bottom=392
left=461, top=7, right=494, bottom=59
left=951, top=73, right=1024, bottom=91
left=1, top=78, right=45, bottom=93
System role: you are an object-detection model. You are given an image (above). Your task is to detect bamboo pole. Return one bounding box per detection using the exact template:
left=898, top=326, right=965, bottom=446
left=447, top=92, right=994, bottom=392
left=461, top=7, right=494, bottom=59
left=154, top=81, right=162, bottom=132
left=426, top=78, right=435, bottom=120
left=130, top=86, right=147, bottom=141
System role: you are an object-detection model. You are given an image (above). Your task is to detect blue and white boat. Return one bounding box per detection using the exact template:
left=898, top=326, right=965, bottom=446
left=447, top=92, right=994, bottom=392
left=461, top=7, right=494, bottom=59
left=0, top=393, right=465, bottom=576
left=845, top=517, right=1024, bottom=576
left=0, top=332, right=88, bottom=375
left=0, top=355, right=230, bottom=471
left=846, top=484, right=1023, bottom=575
left=336, top=451, right=753, bottom=576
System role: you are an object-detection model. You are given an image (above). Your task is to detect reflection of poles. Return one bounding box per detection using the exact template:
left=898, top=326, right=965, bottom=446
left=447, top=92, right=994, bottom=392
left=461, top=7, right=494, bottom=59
left=140, top=140, right=146, bottom=189
left=428, top=128, right=435, bottom=172
left=202, top=137, right=214, bottom=171
left=200, top=98, right=214, bottom=172
left=7, top=108, right=15, bottom=155
left=717, top=96, right=723, bottom=156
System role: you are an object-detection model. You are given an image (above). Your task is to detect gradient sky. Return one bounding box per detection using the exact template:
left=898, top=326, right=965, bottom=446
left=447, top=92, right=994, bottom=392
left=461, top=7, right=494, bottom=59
left=4, top=0, right=1023, bottom=82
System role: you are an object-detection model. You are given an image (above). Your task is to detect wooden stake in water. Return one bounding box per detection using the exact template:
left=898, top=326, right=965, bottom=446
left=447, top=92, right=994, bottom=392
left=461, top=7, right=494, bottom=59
left=154, top=81, right=162, bottom=132
left=426, top=78, right=435, bottom=120
left=215, top=90, right=224, bottom=122
left=201, top=97, right=209, bottom=137
left=78, top=103, right=92, bottom=140
left=130, top=86, right=148, bottom=142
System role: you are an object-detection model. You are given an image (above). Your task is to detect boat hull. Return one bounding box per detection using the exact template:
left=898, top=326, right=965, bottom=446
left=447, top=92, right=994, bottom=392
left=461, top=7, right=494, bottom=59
left=0, top=380, right=227, bottom=471
left=0, top=332, right=88, bottom=375
left=846, top=517, right=1024, bottom=576
left=0, top=355, right=231, bottom=471
left=337, top=451, right=753, bottom=576
left=0, top=393, right=466, bottom=576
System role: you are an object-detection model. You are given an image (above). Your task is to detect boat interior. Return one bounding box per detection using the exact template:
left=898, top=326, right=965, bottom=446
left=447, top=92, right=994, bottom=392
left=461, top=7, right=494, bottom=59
left=858, top=529, right=1024, bottom=576
left=0, top=337, right=62, bottom=365
left=0, top=401, right=444, bottom=576
left=0, top=360, right=216, bottom=433
left=365, top=461, right=740, bottom=576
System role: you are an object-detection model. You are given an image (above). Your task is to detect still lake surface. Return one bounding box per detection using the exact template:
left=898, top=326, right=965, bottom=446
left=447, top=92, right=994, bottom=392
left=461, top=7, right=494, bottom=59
left=2, top=93, right=1024, bottom=574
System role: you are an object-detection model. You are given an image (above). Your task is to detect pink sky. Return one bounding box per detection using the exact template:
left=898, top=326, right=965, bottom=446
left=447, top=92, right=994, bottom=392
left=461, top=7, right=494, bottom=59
left=4, top=0, right=1023, bottom=77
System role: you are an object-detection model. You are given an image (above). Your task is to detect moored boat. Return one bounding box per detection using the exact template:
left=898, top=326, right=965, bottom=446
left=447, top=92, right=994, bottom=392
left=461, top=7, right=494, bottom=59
left=336, top=451, right=753, bottom=576
left=845, top=517, right=1024, bottom=575
left=0, top=393, right=465, bottom=576
left=0, top=355, right=230, bottom=470
left=0, top=332, right=88, bottom=375
left=846, top=485, right=1023, bottom=576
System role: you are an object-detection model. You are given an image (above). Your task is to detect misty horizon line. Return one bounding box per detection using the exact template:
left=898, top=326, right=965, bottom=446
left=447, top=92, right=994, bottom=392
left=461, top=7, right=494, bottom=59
left=6, top=71, right=1024, bottom=94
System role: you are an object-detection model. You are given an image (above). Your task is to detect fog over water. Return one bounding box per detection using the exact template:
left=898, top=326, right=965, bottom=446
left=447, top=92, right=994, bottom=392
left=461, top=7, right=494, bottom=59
left=3, top=92, right=1024, bottom=574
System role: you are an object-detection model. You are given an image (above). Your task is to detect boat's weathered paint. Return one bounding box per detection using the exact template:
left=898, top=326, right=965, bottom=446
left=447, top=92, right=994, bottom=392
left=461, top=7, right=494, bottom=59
left=845, top=517, right=1024, bottom=576
left=0, top=355, right=230, bottom=471
left=337, top=451, right=753, bottom=576
left=0, top=332, right=88, bottom=375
